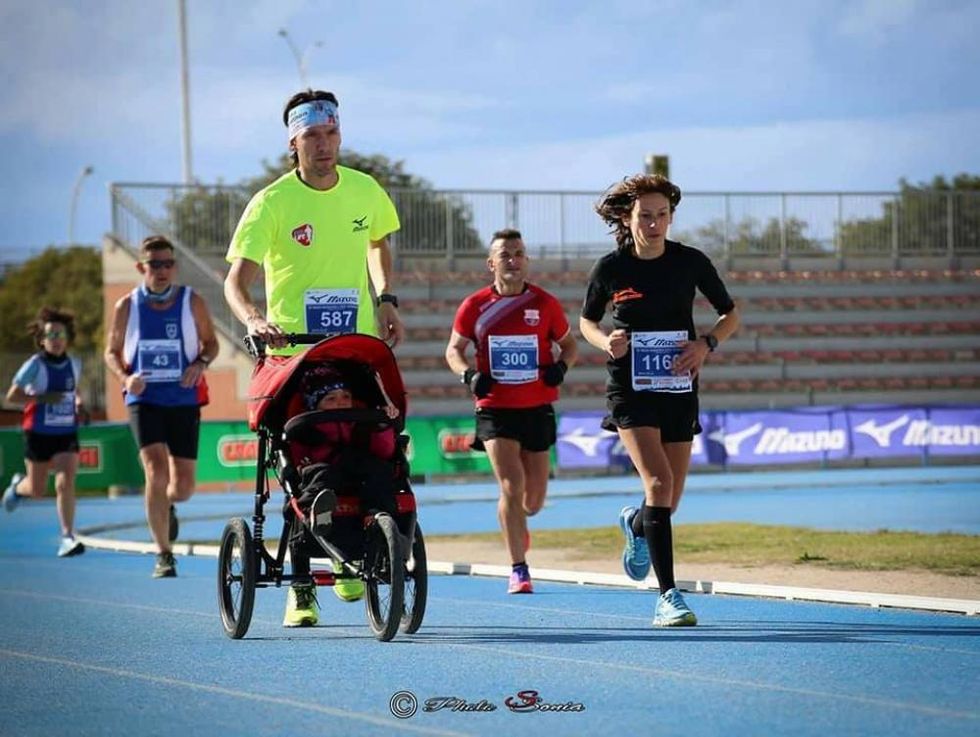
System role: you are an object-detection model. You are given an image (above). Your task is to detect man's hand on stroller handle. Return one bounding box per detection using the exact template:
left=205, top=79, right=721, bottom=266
left=245, top=314, right=288, bottom=349
left=243, top=332, right=347, bottom=358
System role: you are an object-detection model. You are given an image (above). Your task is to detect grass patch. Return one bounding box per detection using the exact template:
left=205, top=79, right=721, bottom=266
left=430, top=523, right=980, bottom=577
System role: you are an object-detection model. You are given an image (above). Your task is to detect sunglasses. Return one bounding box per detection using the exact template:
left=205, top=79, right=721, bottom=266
left=143, top=259, right=176, bottom=270
left=44, top=330, right=67, bottom=339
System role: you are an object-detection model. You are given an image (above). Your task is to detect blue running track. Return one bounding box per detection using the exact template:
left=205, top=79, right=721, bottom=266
left=1, top=467, right=978, bottom=736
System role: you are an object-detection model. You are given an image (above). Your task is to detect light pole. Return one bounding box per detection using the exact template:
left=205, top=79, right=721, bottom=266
left=68, top=165, right=94, bottom=246
left=277, top=28, right=322, bottom=88
left=177, top=0, right=193, bottom=184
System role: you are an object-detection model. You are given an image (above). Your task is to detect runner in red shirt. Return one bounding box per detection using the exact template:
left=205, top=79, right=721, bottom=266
left=445, top=229, right=578, bottom=594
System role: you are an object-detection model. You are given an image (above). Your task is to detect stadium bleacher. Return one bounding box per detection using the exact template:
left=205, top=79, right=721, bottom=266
left=393, top=267, right=980, bottom=414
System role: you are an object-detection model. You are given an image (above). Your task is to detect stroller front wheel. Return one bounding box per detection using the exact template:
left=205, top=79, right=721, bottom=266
left=217, top=518, right=257, bottom=639
left=364, top=513, right=405, bottom=642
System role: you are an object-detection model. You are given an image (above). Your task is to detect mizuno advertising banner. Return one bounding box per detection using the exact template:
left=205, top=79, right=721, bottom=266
left=555, top=405, right=980, bottom=468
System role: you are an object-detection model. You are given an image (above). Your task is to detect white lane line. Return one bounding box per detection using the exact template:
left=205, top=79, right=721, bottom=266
left=436, top=643, right=980, bottom=721
left=0, top=587, right=216, bottom=619
left=0, top=648, right=470, bottom=737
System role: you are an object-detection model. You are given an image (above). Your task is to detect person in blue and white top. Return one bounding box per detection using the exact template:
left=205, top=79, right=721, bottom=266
left=104, top=236, right=219, bottom=578
left=4, top=307, right=88, bottom=557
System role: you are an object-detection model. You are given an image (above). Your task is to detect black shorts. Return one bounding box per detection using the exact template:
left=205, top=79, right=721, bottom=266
left=128, top=403, right=201, bottom=459
left=601, top=391, right=702, bottom=443
left=24, top=432, right=79, bottom=463
left=472, top=404, right=556, bottom=453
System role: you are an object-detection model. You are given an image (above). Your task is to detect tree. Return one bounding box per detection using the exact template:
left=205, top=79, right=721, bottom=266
left=164, top=150, right=484, bottom=263
left=0, top=246, right=103, bottom=354
left=675, top=216, right=825, bottom=258
left=839, top=173, right=980, bottom=255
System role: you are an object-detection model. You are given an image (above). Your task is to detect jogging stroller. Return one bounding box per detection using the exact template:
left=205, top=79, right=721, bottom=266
left=217, top=333, right=427, bottom=642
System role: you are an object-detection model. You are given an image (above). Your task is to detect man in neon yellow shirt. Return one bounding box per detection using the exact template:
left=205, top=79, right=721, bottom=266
left=224, top=89, right=402, bottom=626
left=225, top=89, right=403, bottom=355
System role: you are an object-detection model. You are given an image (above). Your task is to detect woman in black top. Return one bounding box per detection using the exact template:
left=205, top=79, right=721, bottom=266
left=579, top=174, right=740, bottom=626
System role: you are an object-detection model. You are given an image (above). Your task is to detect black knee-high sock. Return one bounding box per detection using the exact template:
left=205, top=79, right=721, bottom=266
left=290, top=544, right=311, bottom=582
left=631, top=503, right=646, bottom=537
left=643, top=506, right=675, bottom=594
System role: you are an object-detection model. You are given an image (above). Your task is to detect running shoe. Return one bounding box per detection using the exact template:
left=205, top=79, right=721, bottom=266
left=3, top=473, right=25, bottom=513
left=332, top=560, right=364, bottom=602
left=653, top=588, right=697, bottom=627
left=507, top=565, right=533, bottom=594
left=57, top=536, right=85, bottom=558
left=152, top=552, right=177, bottom=578
left=618, top=505, right=650, bottom=581
left=168, top=504, right=179, bottom=543
left=283, top=582, right=319, bottom=627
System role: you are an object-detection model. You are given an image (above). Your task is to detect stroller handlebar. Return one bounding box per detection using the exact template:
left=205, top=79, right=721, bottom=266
left=283, top=407, right=393, bottom=442
left=243, top=333, right=342, bottom=359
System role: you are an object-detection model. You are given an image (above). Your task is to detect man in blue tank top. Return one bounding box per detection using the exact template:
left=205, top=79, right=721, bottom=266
left=105, top=236, right=219, bottom=578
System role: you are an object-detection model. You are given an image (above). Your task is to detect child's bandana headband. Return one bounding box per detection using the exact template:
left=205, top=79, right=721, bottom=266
left=287, top=100, right=339, bottom=140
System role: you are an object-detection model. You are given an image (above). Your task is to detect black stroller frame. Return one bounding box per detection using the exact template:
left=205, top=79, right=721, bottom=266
left=217, top=334, right=428, bottom=642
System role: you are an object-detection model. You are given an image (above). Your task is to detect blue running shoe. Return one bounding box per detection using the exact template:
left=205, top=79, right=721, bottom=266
left=618, top=505, right=650, bottom=581
left=653, top=588, right=697, bottom=627
left=3, top=473, right=25, bottom=513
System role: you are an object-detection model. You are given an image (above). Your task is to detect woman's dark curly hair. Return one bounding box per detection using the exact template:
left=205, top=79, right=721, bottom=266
left=594, top=174, right=682, bottom=253
left=28, top=306, right=76, bottom=347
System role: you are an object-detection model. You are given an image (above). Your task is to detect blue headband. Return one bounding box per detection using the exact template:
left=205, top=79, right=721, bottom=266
left=287, top=100, right=339, bottom=140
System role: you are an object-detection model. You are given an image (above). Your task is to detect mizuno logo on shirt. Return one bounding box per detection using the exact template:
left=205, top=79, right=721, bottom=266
left=352, top=216, right=368, bottom=232
left=612, top=287, right=643, bottom=303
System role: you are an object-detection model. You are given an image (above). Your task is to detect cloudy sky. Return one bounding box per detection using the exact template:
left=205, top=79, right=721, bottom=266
left=2, top=0, right=978, bottom=253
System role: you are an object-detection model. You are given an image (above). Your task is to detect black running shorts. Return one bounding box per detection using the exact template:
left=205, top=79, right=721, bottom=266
left=127, top=403, right=201, bottom=459
left=24, top=431, right=79, bottom=462
left=472, top=404, right=557, bottom=453
left=601, top=391, right=702, bottom=443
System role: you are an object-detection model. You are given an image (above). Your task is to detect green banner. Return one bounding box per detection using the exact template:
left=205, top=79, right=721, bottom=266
left=197, top=421, right=261, bottom=483
left=0, top=413, right=529, bottom=490
left=0, top=423, right=144, bottom=491
left=402, top=415, right=494, bottom=476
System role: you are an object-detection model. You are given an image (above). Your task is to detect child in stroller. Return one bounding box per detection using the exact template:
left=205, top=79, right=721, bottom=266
left=283, top=362, right=402, bottom=628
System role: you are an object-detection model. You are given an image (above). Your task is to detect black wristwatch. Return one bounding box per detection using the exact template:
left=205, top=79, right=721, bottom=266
left=703, top=334, right=718, bottom=352
left=376, top=293, right=399, bottom=308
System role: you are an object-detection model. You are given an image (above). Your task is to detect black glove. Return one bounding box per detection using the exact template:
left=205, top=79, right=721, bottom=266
left=542, top=360, right=568, bottom=387
left=462, top=369, right=494, bottom=399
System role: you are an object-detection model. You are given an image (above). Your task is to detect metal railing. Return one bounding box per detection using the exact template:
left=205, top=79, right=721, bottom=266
left=110, top=186, right=255, bottom=345
left=109, top=183, right=980, bottom=345
left=111, top=182, right=980, bottom=265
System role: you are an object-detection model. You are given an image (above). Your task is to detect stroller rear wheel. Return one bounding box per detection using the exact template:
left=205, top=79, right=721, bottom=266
left=400, top=523, right=428, bottom=634
left=364, top=513, right=404, bottom=642
left=217, top=518, right=256, bottom=639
